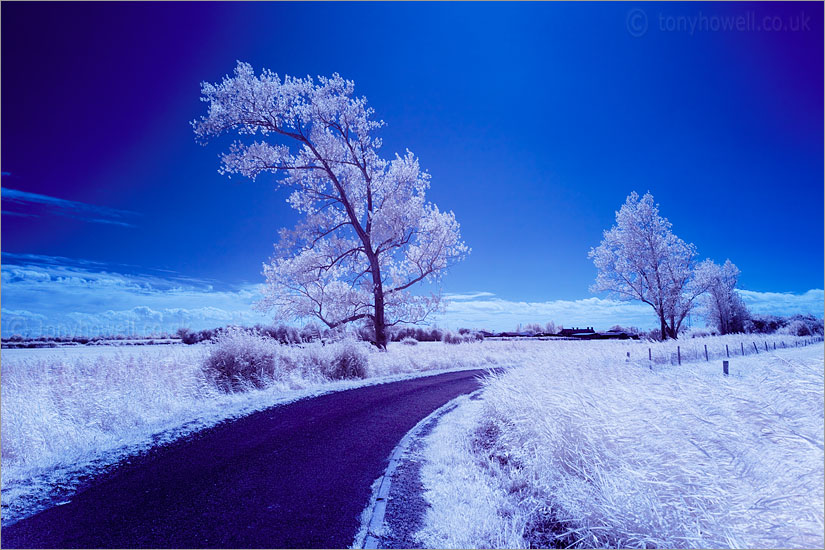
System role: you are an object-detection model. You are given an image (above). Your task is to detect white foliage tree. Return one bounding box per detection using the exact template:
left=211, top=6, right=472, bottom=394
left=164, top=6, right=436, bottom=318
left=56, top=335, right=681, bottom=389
left=193, top=62, right=468, bottom=348
left=694, top=259, right=749, bottom=334
left=589, top=192, right=708, bottom=340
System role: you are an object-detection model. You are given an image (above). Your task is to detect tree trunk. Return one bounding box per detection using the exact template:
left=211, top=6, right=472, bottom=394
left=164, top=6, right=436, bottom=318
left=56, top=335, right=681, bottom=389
left=669, top=316, right=678, bottom=340
left=659, top=315, right=668, bottom=341
left=368, top=255, right=388, bottom=350
left=373, top=287, right=388, bottom=350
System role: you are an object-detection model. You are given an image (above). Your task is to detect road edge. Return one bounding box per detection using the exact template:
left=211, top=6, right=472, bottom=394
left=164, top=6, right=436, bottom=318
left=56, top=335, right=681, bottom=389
left=353, top=388, right=483, bottom=549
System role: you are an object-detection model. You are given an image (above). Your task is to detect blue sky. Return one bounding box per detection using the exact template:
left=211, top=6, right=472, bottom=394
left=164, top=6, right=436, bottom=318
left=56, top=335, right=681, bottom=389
left=2, top=2, right=823, bottom=336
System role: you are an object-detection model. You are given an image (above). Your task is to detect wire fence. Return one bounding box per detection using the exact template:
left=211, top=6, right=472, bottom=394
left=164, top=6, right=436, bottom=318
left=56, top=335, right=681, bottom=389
left=627, top=334, right=824, bottom=367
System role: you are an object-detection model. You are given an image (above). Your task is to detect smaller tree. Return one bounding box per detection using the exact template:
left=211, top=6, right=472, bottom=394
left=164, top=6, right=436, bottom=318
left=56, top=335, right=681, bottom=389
left=694, top=259, right=749, bottom=334
left=589, top=192, right=708, bottom=340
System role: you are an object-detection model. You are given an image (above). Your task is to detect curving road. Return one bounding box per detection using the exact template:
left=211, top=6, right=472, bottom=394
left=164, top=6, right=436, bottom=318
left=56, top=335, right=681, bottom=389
left=1, top=368, right=493, bottom=549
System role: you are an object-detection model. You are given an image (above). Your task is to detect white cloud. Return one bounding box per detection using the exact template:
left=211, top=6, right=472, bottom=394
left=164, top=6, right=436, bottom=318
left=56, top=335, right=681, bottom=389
left=443, top=291, right=496, bottom=300
left=2, top=253, right=822, bottom=338
left=1, top=187, right=138, bottom=227
left=739, top=289, right=824, bottom=317
left=1, top=254, right=268, bottom=337
left=436, top=289, right=824, bottom=332
left=438, top=295, right=656, bottom=331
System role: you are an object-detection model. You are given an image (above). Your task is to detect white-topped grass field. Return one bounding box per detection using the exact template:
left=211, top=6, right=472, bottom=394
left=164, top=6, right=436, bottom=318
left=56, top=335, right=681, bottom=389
left=2, top=333, right=821, bottom=548
left=0, top=336, right=518, bottom=525
left=417, top=339, right=824, bottom=549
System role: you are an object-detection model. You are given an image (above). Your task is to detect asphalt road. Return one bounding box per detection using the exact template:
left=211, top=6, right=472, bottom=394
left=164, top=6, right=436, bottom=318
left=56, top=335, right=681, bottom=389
left=1, top=368, right=492, bottom=549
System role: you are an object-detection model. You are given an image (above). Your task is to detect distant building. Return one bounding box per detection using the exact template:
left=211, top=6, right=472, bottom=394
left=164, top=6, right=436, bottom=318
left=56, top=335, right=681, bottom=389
left=559, top=326, right=596, bottom=337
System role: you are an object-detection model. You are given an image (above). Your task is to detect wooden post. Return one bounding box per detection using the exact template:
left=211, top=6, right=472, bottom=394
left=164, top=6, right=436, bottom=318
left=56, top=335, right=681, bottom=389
left=648, top=348, right=652, bottom=362
left=723, top=360, right=729, bottom=376
left=704, top=344, right=708, bottom=361
left=677, top=346, right=681, bottom=366
left=626, top=351, right=630, bottom=363
left=741, top=342, right=745, bottom=355
left=773, top=342, right=776, bottom=350
left=764, top=341, right=768, bottom=352
left=753, top=342, right=758, bottom=353
left=726, top=344, right=730, bottom=358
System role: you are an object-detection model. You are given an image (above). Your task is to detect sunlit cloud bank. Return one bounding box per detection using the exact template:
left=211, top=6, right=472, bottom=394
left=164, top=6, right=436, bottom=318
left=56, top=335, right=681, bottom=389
left=1, top=253, right=268, bottom=338
left=1, top=254, right=822, bottom=338
left=438, top=295, right=656, bottom=332
left=739, top=289, right=825, bottom=317
left=437, top=289, right=825, bottom=332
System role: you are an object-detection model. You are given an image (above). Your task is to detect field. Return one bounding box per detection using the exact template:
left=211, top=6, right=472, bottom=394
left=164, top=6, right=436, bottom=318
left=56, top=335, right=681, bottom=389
left=0, top=337, right=520, bottom=525
left=417, top=338, right=824, bottom=549
left=2, top=333, right=822, bottom=548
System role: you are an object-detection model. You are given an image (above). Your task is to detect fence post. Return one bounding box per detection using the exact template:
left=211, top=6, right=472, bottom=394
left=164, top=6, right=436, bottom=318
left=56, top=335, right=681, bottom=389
left=648, top=348, right=652, bottom=361
left=765, top=341, right=768, bottom=352
left=773, top=342, right=776, bottom=350
left=704, top=344, right=709, bottom=361
left=677, top=346, right=681, bottom=366
left=726, top=344, right=730, bottom=358
left=723, top=360, right=729, bottom=376
left=626, top=351, right=630, bottom=363
left=753, top=342, right=758, bottom=353
left=741, top=342, right=744, bottom=355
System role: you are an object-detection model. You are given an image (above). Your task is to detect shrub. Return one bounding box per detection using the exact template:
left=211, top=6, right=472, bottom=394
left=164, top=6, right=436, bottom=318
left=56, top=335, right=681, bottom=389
left=388, top=326, right=445, bottom=342
left=320, top=339, right=369, bottom=380
left=203, top=328, right=280, bottom=392
left=176, top=327, right=199, bottom=345
left=685, top=328, right=719, bottom=339
left=400, top=336, right=419, bottom=346
left=779, top=316, right=823, bottom=337
left=256, top=324, right=302, bottom=345
left=202, top=329, right=368, bottom=392
left=745, top=314, right=823, bottom=336
left=442, top=330, right=483, bottom=344
left=442, top=331, right=464, bottom=344
left=300, top=323, right=322, bottom=342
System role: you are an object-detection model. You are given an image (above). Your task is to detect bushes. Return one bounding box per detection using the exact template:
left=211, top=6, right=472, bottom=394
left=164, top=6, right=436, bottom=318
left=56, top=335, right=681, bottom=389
left=202, top=328, right=368, bottom=392
left=176, top=327, right=218, bottom=344
left=442, top=330, right=484, bottom=344
left=744, top=314, right=824, bottom=336
left=178, top=323, right=326, bottom=345
left=320, top=339, right=368, bottom=380
left=389, top=326, right=444, bottom=342
left=203, top=329, right=280, bottom=391
left=400, top=337, right=419, bottom=346
left=778, top=315, right=824, bottom=337
left=255, top=324, right=302, bottom=345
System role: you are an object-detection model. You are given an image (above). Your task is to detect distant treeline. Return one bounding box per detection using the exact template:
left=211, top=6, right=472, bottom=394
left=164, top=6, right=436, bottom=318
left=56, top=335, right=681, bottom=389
left=4, top=314, right=820, bottom=348
left=175, top=324, right=485, bottom=346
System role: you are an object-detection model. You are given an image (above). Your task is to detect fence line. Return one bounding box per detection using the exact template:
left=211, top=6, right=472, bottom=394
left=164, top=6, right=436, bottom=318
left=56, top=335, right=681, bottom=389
left=634, top=335, right=823, bottom=367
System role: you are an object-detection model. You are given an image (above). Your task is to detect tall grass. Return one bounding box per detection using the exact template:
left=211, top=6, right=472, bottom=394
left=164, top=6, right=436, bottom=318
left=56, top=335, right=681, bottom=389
left=418, top=339, right=824, bottom=549
left=0, top=336, right=515, bottom=525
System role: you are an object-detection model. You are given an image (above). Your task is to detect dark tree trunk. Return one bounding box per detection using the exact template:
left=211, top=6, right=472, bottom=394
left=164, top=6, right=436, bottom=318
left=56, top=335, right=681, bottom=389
left=659, top=315, right=668, bottom=341
left=373, top=289, right=388, bottom=350
left=368, top=254, right=388, bottom=350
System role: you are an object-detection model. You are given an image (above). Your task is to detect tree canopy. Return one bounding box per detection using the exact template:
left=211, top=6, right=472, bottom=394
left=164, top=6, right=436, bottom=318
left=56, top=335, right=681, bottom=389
left=193, top=62, right=467, bottom=348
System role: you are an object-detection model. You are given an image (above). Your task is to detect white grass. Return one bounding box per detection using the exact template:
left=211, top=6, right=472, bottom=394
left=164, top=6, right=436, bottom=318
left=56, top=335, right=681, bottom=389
left=417, top=337, right=824, bottom=549
left=0, top=338, right=520, bottom=525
